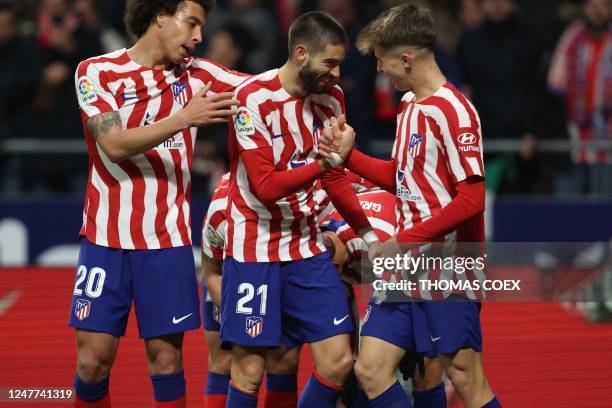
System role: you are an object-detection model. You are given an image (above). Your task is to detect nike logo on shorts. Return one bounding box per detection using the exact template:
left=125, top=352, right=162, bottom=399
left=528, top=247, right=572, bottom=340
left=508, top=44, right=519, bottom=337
left=431, top=335, right=442, bottom=342
left=333, top=314, right=350, bottom=326
left=172, top=313, right=193, bottom=325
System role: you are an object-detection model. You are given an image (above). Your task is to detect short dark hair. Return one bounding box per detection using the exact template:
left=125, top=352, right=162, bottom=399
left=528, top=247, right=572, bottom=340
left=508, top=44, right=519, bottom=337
left=124, top=0, right=215, bottom=38
left=357, top=4, right=437, bottom=54
left=288, top=11, right=347, bottom=56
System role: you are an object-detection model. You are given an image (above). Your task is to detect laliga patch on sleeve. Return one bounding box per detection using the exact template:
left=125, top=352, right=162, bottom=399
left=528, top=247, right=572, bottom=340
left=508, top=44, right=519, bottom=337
left=205, top=224, right=224, bottom=248
left=78, top=76, right=98, bottom=105
left=235, top=107, right=255, bottom=137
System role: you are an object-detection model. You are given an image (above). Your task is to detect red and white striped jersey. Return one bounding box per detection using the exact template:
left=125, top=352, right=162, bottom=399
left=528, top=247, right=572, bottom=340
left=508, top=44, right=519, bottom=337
left=314, top=171, right=378, bottom=220
left=201, top=173, right=231, bottom=262
left=75, top=49, right=248, bottom=249
left=392, top=83, right=486, bottom=300
left=326, top=190, right=398, bottom=284
left=226, top=69, right=345, bottom=262
left=392, top=83, right=484, bottom=235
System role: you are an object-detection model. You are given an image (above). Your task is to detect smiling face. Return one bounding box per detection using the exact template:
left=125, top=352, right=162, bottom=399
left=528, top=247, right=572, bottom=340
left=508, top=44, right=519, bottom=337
left=298, top=43, right=345, bottom=94
left=157, top=1, right=206, bottom=64
left=374, top=46, right=412, bottom=92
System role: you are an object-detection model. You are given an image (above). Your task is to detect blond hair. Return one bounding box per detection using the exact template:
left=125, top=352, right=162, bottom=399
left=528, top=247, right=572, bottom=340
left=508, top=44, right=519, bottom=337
left=356, top=3, right=437, bottom=55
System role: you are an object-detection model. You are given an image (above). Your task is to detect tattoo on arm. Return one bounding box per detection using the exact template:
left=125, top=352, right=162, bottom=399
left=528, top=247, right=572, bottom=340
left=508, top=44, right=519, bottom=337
left=86, top=111, right=122, bottom=140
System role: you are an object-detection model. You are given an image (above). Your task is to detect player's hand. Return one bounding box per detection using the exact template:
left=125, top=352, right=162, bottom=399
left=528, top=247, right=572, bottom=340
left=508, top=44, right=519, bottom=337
left=179, top=82, right=240, bottom=127
left=328, top=115, right=356, bottom=161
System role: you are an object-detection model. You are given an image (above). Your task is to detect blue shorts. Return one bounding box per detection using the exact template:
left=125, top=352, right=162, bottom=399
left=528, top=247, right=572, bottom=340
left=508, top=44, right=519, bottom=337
left=360, top=299, right=435, bottom=355
left=68, top=239, right=200, bottom=338
left=418, top=301, right=483, bottom=354
left=220, top=252, right=353, bottom=349
left=202, top=282, right=221, bottom=332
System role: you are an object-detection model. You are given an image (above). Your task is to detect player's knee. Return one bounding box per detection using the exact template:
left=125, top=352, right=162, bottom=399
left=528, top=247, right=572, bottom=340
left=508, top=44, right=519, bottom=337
left=316, top=349, right=353, bottom=387
left=354, top=356, right=385, bottom=392
left=210, top=350, right=232, bottom=375
left=266, top=347, right=300, bottom=374
left=77, top=353, right=113, bottom=382
left=446, top=365, right=472, bottom=394
left=149, top=348, right=182, bottom=374
left=233, top=362, right=264, bottom=393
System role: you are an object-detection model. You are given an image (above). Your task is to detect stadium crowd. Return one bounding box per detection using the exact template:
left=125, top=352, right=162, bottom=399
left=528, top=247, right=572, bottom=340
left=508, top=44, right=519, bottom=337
left=0, top=0, right=610, bottom=198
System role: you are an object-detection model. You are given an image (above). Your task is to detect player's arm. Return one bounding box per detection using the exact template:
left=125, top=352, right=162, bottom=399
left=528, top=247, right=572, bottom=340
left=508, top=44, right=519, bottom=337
left=202, top=253, right=222, bottom=308
left=395, top=177, right=484, bottom=243
left=319, top=116, right=396, bottom=193
left=321, top=168, right=378, bottom=243
left=86, top=83, right=238, bottom=163
left=201, top=217, right=225, bottom=307
left=234, top=92, right=340, bottom=205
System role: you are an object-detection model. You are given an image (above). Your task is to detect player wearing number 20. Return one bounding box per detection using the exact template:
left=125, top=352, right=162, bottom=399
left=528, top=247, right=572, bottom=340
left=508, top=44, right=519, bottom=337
left=221, top=11, right=380, bottom=408
left=67, top=1, right=247, bottom=407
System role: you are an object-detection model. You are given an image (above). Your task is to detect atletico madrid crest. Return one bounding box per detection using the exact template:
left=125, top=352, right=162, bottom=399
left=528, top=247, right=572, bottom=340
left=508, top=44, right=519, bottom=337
left=408, top=133, right=423, bottom=158
left=245, top=316, right=263, bottom=338
left=75, top=299, right=91, bottom=321
left=171, top=81, right=189, bottom=106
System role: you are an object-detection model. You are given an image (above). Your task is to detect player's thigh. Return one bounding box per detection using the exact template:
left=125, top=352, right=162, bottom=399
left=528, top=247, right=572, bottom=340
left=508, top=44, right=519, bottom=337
left=69, top=239, right=131, bottom=337
left=356, top=335, right=405, bottom=380
left=309, top=333, right=352, bottom=369
left=220, top=257, right=283, bottom=348
left=144, top=333, right=184, bottom=373
left=281, top=252, right=353, bottom=348
left=439, top=347, right=483, bottom=376
left=75, top=329, right=120, bottom=370
left=132, top=246, right=200, bottom=339
left=266, top=344, right=301, bottom=374
left=413, top=356, right=445, bottom=391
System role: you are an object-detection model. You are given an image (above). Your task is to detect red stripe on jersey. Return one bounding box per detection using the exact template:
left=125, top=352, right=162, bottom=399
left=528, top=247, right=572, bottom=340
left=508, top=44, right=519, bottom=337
left=426, top=116, right=456, bottom=195
left=92, top=156, right=121, bottom=248
left=411, top=111, right=443, bottom=212
left=83, top=173, right=100, bottom=241
left=145, top=151, right=172, bottom=247
left=170, top=149, right=191, bottom=246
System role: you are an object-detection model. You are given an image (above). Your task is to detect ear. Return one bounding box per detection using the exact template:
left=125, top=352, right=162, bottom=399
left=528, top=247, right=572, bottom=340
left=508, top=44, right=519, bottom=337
left=294, top=44, right=308, bottom=63
left=155, top=13, right=167, bottom=29
left=400, top=52, right=412, bottom=69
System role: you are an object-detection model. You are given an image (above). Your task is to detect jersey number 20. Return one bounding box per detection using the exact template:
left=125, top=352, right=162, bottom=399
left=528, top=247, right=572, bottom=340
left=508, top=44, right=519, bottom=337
left=73, top=265, right=106, bottom=298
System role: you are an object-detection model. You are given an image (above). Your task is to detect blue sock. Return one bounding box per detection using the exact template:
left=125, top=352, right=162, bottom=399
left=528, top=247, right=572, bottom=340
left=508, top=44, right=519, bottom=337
left=369, top=381, right=413, bottom=408
left=298, top=372, right=340, bottom=408
left=206, top=372, right=231, bottom=395
left=227, top=382, right=258, bottom=408
left=483, top=396, right=501, bottom=408
left=150, top=370, right=186, bottom=402
left=413, top=383, right=446, bottom=408
left=74, top=373, right=109, bottom=402
left=266, top=373, right=297, bottom=392
left=353, top=388, right=369, bottom=408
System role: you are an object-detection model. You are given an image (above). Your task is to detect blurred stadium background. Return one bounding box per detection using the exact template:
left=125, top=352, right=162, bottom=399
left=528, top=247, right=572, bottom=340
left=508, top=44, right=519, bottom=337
left=0, top=0, right=611, bottom=406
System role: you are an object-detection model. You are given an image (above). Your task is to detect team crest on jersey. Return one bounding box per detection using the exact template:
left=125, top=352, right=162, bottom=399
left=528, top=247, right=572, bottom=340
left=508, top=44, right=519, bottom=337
left=397, top=170, right=405, bottom=182
left=78, top=76, right=98, bottom=105
left=246, top=316, right=263, bottom=338
left=408, top=134, right=423, bottom=158
left=171, top=81, right=189, bottom=106
left=75, top=299, right=91, bottom=321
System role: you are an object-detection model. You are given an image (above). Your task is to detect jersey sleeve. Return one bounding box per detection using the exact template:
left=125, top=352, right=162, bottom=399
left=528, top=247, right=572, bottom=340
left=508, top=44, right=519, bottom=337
left=201, top=214, right=225, bottom=261
left=74, top=60, right=119, bottom=119
left=432, top=94, right=485, bottom=184
left=232, top=89, right=273, bottom=152
left=191, top=58, right=250, bottom=94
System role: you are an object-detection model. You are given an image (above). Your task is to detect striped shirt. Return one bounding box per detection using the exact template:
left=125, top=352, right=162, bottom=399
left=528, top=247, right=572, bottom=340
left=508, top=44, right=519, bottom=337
left=393, top=82, right=485, bottom=300
left=75, top=48, right=247, bottom=249
left=226, top=69, right=345, bottom=262
left=201, top=173, right=231, bottom=261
